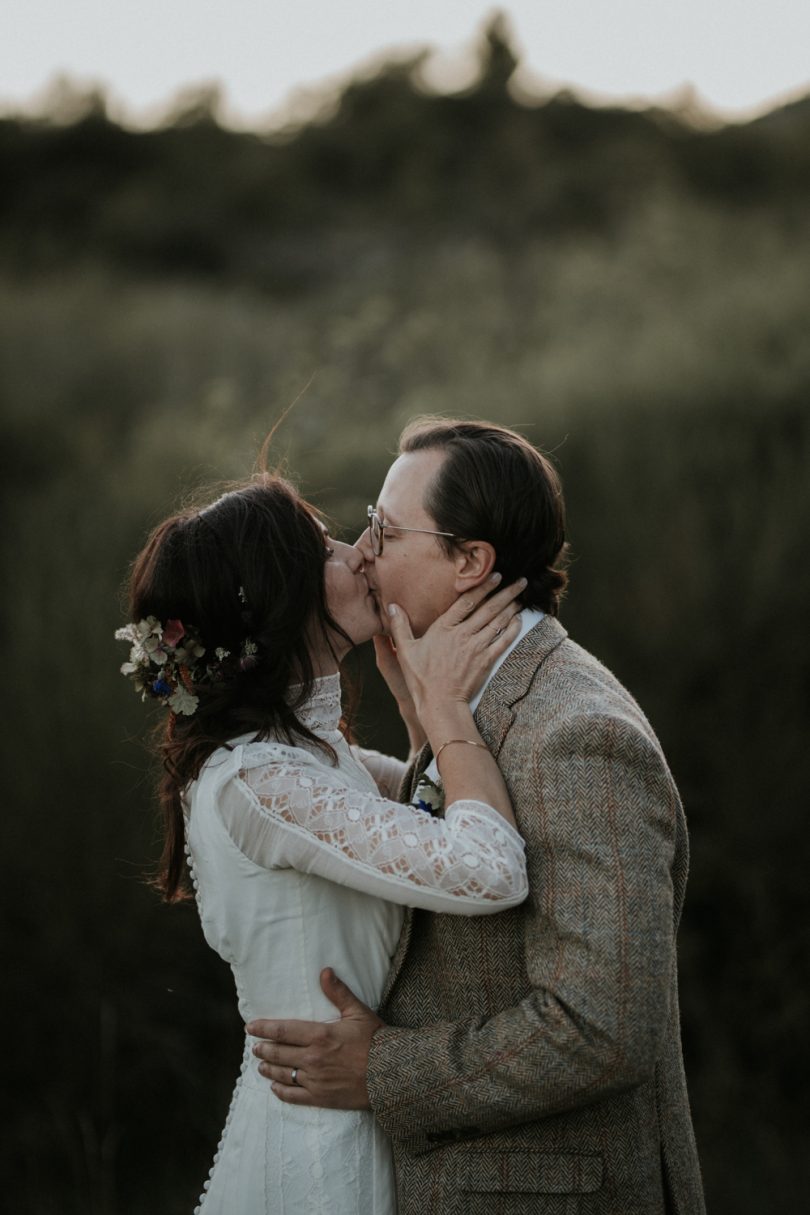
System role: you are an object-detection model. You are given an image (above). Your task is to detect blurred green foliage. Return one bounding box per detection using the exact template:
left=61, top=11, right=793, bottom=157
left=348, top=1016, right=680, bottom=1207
left=1, top=20, right=808, bottom=1215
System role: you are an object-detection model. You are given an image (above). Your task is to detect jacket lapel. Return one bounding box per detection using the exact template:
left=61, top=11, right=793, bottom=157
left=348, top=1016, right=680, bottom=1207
left=406, top=741, right=433, bottom=801
left=382, top=740, right=434, bottom=1006
left=381, top=617, right=567, bottom=1010
left=474, top=615, right=568, bottom=747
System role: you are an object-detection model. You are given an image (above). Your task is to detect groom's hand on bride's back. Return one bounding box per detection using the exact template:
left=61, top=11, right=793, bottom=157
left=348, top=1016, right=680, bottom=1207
left=246, top=968, right=383, bottom=1110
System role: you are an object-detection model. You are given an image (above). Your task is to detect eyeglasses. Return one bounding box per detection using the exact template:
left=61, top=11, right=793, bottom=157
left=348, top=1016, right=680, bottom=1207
left=366, top=505, right=458, bottom=557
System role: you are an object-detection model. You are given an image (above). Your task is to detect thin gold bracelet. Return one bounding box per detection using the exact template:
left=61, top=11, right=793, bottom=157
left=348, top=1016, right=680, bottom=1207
left=434, top=738, right=489, bottom=765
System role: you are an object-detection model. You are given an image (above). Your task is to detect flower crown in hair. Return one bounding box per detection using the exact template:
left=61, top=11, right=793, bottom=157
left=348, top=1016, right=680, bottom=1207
left=114, top=615, right=258, bottom=716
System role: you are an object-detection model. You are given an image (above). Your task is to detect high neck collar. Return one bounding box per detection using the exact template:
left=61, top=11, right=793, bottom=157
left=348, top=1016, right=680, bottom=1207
left=288, top=672, right=343, bottom=735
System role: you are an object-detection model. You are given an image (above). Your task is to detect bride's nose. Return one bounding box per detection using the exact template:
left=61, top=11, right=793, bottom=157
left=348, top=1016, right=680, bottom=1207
left=347, top=541, right=366, bottom=573
left=355, top=528, right=374, bottom=564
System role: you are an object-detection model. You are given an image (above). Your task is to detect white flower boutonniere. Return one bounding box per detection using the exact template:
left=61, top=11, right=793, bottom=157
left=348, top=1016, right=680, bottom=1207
left=413, top=775, right=444, bottom=815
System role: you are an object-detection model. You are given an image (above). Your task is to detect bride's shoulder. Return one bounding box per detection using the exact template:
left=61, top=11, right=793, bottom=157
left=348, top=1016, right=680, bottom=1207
left=192, top=734, right=292, bottom=778
left=228, top=733, right=329, bottom=774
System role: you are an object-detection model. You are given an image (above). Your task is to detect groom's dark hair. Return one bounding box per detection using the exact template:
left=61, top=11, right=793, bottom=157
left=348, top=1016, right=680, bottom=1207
left=399, top=417, right=569, bottom=616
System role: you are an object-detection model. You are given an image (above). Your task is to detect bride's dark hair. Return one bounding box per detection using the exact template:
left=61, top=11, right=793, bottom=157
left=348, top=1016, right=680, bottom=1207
left=126, top=472, right=350, bottom=902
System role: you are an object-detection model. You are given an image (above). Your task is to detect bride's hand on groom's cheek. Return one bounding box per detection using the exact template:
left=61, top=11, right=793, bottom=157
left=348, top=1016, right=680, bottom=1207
left=392, top=574, right=526, bottom=708
left=373, top=634, right=412, bottom=707
left=246, top=968, right=384, bottom=1110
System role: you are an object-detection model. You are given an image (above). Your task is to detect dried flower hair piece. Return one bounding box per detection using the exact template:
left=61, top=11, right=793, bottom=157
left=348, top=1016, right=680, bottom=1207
left=114, top=616, right=257, bottom=716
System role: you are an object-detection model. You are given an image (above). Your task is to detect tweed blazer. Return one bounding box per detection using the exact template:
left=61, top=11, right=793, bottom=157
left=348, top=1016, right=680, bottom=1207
left=366, top=617, right=705, bottom=1215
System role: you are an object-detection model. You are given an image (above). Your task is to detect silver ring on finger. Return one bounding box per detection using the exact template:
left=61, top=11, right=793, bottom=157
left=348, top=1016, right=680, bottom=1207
left=493, top=625, right=503, bottom=637
left=291, top=1067, right=300, bottom=1086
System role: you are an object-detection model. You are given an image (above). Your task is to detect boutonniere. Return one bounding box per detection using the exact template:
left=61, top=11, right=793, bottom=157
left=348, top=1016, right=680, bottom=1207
left=413, top=775, right=444, bottom=815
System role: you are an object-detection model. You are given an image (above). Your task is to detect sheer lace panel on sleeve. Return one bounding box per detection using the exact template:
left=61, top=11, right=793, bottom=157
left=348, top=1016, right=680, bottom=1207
left=217, top=752, right=527, bottom=915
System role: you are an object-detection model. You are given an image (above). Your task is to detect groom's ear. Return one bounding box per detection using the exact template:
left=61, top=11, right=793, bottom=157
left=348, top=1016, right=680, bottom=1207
left=452, top=540, right=497, bottom=591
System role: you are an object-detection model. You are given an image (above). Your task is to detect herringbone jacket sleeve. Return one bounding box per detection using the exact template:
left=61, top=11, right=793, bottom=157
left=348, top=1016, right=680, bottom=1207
left=368, top=709, right=679, bottom=1138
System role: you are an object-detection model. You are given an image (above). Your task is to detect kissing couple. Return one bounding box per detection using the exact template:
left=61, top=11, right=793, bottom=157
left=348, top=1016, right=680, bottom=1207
left=117, top=417, right=705, bottom=1214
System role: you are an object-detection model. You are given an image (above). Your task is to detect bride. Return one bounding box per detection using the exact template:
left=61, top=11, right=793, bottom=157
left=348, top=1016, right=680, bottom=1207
left=116, top=470, right=528, bottom=1214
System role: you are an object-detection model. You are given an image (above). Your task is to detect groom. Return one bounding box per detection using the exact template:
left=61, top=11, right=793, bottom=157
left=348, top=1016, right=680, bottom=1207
left=249, top=418, right=705, bottom=1214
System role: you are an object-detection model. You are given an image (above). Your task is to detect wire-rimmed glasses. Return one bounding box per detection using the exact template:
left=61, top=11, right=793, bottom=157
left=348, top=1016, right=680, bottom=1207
left=366, top=506, right=458, bottom=556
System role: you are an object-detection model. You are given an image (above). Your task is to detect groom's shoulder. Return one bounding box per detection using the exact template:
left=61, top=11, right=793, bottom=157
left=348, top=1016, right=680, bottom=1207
left=480, top=619, right=678, bottom=798
left=517, top=620, right=652, bottom=734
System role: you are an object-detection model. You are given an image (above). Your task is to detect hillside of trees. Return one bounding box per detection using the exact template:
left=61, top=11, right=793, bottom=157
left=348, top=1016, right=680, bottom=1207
left=2, top=20, right=808, bottom=1215
left=2, top=19, right=810, bottom=282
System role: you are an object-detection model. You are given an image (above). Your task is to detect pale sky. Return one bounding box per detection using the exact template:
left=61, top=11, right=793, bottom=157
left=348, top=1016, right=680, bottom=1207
left=2, top=0, right=809, bottom=127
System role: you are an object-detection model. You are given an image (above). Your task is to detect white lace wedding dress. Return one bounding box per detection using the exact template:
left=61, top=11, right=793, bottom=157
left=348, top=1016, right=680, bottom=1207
left=183, top=674, right=527, bottom=1215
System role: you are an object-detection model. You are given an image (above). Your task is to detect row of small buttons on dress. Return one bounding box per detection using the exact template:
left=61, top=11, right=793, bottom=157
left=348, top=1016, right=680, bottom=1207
left=191, top=1011, right=254, bottom=1212
left=183, top=828, right=203, bottom=907
left=183, top=830, right=249, bottom=1214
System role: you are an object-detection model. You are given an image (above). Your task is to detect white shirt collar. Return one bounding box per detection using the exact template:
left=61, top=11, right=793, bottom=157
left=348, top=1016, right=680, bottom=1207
left=424, top=607, right=544, bottom=783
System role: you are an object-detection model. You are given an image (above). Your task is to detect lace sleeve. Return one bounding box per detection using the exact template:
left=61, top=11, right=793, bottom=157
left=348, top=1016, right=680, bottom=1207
left=217, top=754, right=527, bottom=915
left=350, top=746, right=409, bottom=800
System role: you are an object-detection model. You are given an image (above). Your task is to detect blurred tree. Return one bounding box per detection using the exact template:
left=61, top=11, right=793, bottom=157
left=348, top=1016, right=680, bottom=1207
left=2, top=18, right=808, bottom=278
left=475, top=11, right=519, bottom=98
left=162, top=81, right=226, bottom=128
